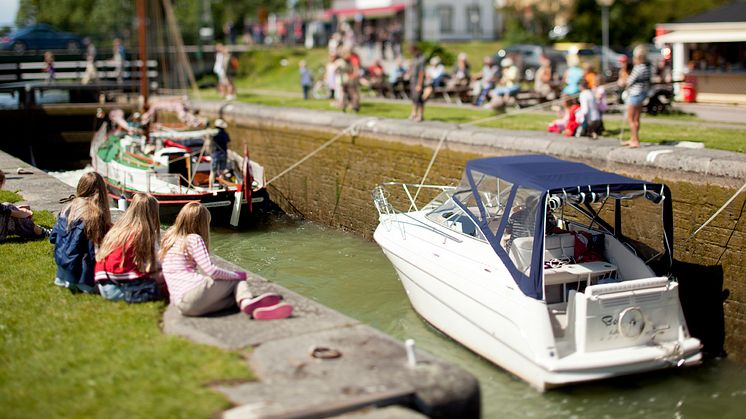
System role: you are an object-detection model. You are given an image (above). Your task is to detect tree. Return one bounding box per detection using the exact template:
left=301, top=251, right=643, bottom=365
left=567, top=0, right=732, bottom=48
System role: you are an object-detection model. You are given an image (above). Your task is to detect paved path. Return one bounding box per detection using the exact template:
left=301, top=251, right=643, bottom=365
left=0, top=150, right=73, bottom=215
left=677, top=103, right=746, bottom=124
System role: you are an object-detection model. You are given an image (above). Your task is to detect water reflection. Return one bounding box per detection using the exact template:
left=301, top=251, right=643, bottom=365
left=212, top=216, right=746, bottom=418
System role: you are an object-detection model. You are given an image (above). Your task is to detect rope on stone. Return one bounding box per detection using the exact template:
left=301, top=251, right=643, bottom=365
left=411, top=130, right=449, bottom=211
left=683, top=180, right=746, bottom=245
left=265, top=117, right=377, bottom=187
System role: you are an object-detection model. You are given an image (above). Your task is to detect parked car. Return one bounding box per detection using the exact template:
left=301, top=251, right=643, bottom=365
left=0, top=24, right=82, bottom=53
left=555, top=42, right=623, bottom=78
left=495, top=44, right=567, bottom=81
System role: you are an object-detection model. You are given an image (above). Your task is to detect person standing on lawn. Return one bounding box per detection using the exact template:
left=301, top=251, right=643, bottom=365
left=409, top=45, right=426, bottom=122
left=299, top=60, right=313, bottom=100
left=50, top=172, right=112, bottom=293
left=0, top=169, right=50, bottom=242
left=160, top=202, right=293, bottom=319
left=623, top=45, right=651, bottom=148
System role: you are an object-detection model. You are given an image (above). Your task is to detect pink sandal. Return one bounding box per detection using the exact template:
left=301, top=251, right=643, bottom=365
left=240, top=293, right=283, bottom=316
left=253, top=302, right=294, bottom=320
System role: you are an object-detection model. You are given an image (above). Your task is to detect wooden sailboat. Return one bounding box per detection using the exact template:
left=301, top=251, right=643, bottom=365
left=90, top=0, right=268, bottom=225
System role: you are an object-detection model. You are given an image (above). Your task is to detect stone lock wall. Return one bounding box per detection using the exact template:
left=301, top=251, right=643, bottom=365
left=192, top=100, right=746, bottom=360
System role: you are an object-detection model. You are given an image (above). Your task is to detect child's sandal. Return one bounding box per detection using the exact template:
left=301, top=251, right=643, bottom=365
left=240, top=293, right=282, bottom=316
left=253, top=302, right=293, bottom=320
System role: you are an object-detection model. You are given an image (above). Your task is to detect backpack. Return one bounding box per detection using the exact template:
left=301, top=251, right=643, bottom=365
left=230, top=55, right=240, bottom=72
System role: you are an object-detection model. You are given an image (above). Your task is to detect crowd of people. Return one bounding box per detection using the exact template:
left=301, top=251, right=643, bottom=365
left=0, top=168, right=293, bottom=320
left=305, top=40, right=655, bottom=143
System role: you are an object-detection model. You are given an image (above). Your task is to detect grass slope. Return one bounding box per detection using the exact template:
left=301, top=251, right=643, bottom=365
left=0, top=210, right=252, bottom=418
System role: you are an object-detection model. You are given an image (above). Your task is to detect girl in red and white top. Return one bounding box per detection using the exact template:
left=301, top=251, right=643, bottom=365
left=160, top=202, right=292, bottom=319
left=95, top=193, right=162, bottom=302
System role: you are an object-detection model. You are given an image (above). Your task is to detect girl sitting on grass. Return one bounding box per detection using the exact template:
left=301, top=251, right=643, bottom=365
left=160, top=202, right=292, bottom=319
left=0, top=169, right=50, bottom=242
left=94, top=193, right=162, bottom=302
left=50, top=172, right=112, bottom=293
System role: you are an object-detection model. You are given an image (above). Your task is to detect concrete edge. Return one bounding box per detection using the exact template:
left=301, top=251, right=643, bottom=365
left=190, top=99, right=746, bottom=182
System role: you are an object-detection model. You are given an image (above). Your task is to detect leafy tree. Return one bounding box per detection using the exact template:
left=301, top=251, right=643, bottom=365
left=567, top=0, right=732, bottom=48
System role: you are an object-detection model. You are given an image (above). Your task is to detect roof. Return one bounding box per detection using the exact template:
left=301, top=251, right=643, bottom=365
left=678, top=2, right=746, bottom=24
left=466, top=154, right=651, bottom=192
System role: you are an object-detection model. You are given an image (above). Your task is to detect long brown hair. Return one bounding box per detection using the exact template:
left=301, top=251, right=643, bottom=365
left=97, top=193, right=160, bottom=273
left=67, top=172, right=112, bottom=247
left=159, top=202, right=211, bottom=260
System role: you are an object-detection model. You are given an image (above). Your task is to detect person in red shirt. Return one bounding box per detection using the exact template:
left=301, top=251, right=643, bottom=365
left=95, top=193, right=162, bottom=302
left=342, top=48, right=361, bottom=112
left=366, top=59, right=389, bottom=96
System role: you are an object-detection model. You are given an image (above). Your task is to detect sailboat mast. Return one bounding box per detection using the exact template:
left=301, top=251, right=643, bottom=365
left=137, top=0, right=149, bottom=109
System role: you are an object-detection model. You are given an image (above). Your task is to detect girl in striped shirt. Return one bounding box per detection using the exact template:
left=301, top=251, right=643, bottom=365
left=160, top=202, right=292, bottom=319
left=623, top=45, right=651, bottom=149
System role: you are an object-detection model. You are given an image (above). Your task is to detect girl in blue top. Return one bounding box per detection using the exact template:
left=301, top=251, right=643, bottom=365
left=50, top=172, right=112, bottom=293
left=562, top=55, right=584, bottom=95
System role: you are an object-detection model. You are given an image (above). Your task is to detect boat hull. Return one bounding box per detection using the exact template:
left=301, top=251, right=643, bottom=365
left=104, top=177, right=269, bottom=219
left=374, top=216, right=701, bottom=391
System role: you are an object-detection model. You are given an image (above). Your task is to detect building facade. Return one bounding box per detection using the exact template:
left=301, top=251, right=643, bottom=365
left=329, top=0, right=503, bottom=42
left=656, top=2, right=746, bottom=104
left=414, top=0, right=503, bottom=42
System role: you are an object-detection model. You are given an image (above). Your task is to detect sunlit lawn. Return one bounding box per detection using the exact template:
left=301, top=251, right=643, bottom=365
left=0, top=191, right=253, bottom=418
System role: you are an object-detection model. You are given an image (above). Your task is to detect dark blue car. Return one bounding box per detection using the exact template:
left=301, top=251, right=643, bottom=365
left=0, top=24, right=82, bottom=53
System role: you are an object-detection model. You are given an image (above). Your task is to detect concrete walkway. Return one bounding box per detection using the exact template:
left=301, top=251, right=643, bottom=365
left=1, top=149, right=480, bottom=419
left=677, top=103, right=746, bottom=124
left=0, top=150, right=73, bottom=215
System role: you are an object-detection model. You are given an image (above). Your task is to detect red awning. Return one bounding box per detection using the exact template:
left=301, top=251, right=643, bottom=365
left=324, top=4, right=406, bottom=20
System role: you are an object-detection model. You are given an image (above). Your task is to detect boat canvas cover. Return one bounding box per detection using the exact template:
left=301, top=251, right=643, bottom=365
left=466, top=154, right=651, bottom=193
left=457, top=155, right=665, bottom=300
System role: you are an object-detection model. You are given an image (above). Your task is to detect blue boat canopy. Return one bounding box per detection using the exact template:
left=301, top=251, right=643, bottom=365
left=449, top=154, right=673, bottom=300
left=466, top=154, right=651, bottom=193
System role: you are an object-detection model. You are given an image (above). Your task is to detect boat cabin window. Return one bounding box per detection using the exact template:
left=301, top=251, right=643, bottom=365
left=426, top=197, right=486, bottom=241
left=503, top=188, right=542, bottom=276
left=457, top=170, right=513, bottom=234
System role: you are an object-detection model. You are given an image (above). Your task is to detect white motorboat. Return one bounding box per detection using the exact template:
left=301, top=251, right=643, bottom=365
left=372, top=154, right=702, bottom=390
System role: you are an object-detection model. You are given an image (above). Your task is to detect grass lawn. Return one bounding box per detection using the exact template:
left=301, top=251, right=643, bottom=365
left=0, top=197, right=252, bottom=418
left=198, top=90, right=746, bottom=153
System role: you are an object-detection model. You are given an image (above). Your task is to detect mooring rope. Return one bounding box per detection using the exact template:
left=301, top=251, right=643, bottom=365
left=411, top=130, right=448, bottom=211
left=683, top=180, right=746, bottom=245
left=264, top=117, right=376, bottom=187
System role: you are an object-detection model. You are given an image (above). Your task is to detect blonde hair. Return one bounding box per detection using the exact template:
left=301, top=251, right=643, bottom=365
left=67, top=172, right=112, bottom=247
left=97, top=193, right=160, bottom=273
left=633, top=45, right=648, bottom=64
left=159, top=202, right=211, bottom=261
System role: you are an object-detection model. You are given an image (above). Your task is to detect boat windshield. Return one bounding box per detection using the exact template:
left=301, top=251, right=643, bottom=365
left=452, top=169, right=514, bottom=235
left=425, top=193, right=487, bottom=241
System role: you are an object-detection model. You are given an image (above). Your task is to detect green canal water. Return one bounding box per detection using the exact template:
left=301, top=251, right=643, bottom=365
left=213, top=217, right=746, bottom=418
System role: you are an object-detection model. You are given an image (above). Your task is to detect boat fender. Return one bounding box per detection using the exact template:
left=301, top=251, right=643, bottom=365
left=117, top=195, right=128, bottom=211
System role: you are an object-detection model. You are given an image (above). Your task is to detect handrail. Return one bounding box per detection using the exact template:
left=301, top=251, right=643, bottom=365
left=372, top=182, right=463, bottom=244
left=379, top=182, right=455, bottom=212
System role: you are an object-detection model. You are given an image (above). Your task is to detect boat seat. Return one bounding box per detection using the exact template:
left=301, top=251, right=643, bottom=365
left=509, top=234, right=575, bottom=273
